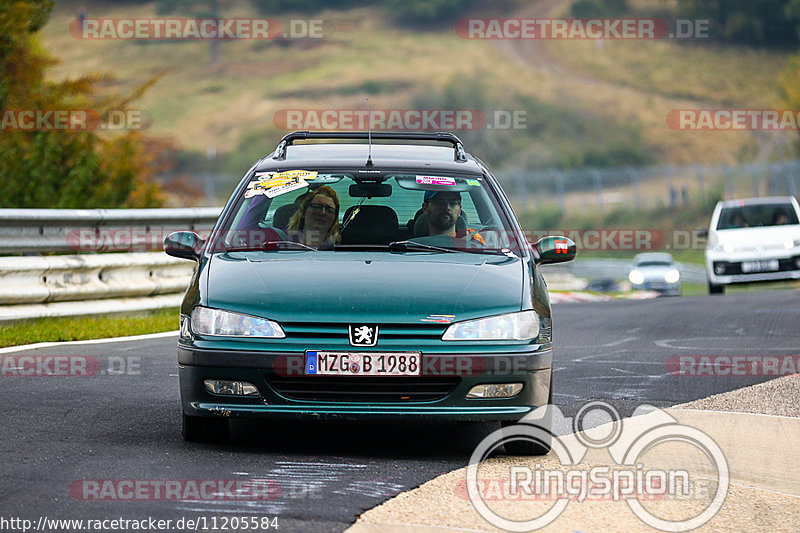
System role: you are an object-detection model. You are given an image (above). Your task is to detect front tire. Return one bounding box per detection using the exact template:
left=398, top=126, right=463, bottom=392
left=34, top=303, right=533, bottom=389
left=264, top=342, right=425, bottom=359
left=501, top=377, right=554, bottom=456
left=708, top=282, right=724, bottom=294
left=182, top=413, right=229, bottom=442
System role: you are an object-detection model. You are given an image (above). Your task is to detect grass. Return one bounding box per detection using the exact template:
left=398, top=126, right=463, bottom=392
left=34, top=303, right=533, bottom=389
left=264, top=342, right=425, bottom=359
left=549, top=39, right=789, bottom=109
left=40, top=0, right=796, bottom=174
left=0, top=308, right=179, bottom=349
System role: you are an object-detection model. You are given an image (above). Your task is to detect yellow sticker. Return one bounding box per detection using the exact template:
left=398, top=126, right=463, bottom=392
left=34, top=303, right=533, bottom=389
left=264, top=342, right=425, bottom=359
left=273, top=170, right=318, bottom=181
left=260, top=175, right=296, bottom=189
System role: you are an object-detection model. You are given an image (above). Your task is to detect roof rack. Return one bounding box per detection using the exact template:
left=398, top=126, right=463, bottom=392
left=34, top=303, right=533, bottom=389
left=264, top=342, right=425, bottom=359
left=271, top=131, right=468, bottom=162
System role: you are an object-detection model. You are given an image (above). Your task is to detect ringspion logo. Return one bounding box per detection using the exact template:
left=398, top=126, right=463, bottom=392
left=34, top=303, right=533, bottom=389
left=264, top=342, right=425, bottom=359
left=468, top=402, right=728, bottom=531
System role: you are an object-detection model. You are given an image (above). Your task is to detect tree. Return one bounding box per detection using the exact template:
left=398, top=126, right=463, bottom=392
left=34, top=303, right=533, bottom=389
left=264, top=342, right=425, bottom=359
left=677, top=0, right=800, bottom=47
left=0, top=0, right=165, bottom=208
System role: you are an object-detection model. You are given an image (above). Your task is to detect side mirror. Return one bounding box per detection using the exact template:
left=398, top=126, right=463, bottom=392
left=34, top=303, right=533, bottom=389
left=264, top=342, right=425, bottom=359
left=164, top=231, right=203, bottom=261
left=695, top=228, right=709, bottom=238
left=533, top=236, right=576, bottom=265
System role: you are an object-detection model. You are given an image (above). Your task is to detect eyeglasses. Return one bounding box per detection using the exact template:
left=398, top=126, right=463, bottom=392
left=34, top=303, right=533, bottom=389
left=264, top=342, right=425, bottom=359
left=431, top=199, right=461, bottom=209
left=309, top=202, right=336, bottom=215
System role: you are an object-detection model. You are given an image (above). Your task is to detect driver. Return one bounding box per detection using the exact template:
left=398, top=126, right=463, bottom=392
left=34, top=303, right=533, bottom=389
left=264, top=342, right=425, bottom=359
left=422, top=191, right=485, bottom=244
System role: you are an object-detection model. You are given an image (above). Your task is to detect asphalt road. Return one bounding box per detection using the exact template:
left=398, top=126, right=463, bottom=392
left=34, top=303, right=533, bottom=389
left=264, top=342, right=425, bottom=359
left=2, top=289, right=798, bottom=532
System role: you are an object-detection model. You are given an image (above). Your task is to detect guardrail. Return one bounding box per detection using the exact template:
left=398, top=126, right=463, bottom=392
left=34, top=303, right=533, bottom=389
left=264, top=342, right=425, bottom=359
left=0, top=207, right=221, bottom=254
left=0, top=208, right=222, bottom=322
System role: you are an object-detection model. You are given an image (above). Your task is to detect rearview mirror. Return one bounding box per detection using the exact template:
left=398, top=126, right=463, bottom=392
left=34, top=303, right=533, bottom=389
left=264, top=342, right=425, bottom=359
left=164, top=231, right=203, bottom=261
left=350, top=183, right=392, bottom=197
left=532, top=236, right=576, bottom=265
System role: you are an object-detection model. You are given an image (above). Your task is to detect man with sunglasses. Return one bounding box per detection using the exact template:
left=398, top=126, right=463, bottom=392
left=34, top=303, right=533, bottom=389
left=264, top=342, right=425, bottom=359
left=422, top=190, right=485, bottom=245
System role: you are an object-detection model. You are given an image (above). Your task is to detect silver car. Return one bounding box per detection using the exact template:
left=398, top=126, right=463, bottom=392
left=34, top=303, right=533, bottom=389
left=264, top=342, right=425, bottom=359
left=628, top=253, right=681, bottom=296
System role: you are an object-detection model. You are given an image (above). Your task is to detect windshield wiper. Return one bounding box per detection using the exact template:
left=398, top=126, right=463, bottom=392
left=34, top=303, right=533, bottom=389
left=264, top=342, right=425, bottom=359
left=388, top=240, right=458, bottom=253
left=225, top=240, right=317, bottom=252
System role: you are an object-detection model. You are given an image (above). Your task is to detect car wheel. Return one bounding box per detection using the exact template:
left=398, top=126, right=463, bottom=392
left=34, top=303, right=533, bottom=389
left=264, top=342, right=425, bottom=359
left=708, top=283, right=724, bottom=295
left=182, top=413, right=229, bottom=442
left=500, top=377, right=553, bottom=456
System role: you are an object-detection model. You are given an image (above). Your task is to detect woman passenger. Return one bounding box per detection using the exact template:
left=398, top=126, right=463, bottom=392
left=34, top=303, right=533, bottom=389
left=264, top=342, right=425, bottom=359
left=287, top=185, right=341, bottom=247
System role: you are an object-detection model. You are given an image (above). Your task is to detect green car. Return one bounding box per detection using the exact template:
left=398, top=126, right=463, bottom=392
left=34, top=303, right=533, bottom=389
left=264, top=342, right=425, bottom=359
left=166, top=131, right=575, bottom=454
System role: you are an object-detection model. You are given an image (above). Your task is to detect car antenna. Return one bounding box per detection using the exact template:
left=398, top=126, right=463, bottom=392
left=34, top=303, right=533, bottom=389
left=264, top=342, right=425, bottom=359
left=365, top=97, right=374, bottom=167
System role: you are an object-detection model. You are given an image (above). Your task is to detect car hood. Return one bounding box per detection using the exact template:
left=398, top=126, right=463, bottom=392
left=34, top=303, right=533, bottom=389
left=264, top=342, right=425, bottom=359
left=205, top=252, right=524, bottom=323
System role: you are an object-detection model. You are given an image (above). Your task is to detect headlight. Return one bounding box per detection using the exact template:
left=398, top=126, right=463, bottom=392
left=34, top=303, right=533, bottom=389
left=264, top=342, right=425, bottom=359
left=442, top=311, right=539, bottom=341
left=190, top=306, right=285, bottom=338
left=664, top=269, right=680, bottom=283
left=785, top=239, right=796, bottom=250
left=628, top=270, right=645, bottom=285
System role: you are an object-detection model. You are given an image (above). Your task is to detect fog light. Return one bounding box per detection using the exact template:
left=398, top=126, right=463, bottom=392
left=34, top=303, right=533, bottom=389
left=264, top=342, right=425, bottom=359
left=203, top=379, right=259, bottom=396
left=467, top=383, right=523, bottom=399
left=714, top=265, right=725, bottom=275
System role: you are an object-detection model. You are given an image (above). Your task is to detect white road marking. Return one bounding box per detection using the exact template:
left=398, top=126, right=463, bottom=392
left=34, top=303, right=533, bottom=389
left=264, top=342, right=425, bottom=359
left=0, top=330, right=178, bottom=354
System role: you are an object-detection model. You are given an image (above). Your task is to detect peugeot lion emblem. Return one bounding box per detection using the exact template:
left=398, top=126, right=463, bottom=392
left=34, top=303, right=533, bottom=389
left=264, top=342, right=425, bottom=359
left=349, top=325, right=378, bottom=347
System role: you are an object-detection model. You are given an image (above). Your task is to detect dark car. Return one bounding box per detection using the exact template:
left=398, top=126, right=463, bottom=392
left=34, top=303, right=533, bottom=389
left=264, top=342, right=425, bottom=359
left=165, top=131, right=576, bottom=454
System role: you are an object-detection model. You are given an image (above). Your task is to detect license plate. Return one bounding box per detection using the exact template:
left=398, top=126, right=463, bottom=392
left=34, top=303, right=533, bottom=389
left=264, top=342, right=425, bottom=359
left=741, top=260, right=779, bottom=273
left=305, top=351, right=421, bottom=376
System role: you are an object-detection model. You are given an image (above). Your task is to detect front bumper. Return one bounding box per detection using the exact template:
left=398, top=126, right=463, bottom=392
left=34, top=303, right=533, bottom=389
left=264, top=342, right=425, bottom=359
left=178, top=346, right=552, bottom=422
left=706, top=253, right=800, bottom=285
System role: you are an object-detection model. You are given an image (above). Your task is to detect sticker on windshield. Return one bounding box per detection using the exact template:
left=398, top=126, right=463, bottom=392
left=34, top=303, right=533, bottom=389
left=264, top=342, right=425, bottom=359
left=244, top=174, right=271, bottom=198
left=245, top=174, right=311, bottom=199
left=421, top=314, right=455, bottom=324
left=265, top=178, right=309, bottom=198
left=274, top=169, right=318, bottom=181
left=466, top=179, right=480, bottom=186
left=416, top=175, right=456, bottom=186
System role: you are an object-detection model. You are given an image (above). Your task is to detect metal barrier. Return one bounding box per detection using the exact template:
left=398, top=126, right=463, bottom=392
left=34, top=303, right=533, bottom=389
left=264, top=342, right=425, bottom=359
left=0, top=208, right=221, bottom=322
left=0, top=207, right=221, bottom=254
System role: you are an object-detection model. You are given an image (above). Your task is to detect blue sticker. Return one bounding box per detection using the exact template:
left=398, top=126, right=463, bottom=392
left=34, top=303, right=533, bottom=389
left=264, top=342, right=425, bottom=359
left=306, top=351, right=318, bottom=374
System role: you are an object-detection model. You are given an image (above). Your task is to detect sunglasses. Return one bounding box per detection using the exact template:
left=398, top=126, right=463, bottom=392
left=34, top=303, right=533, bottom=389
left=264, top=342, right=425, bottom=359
left=309, top=202, right=336, bottom=215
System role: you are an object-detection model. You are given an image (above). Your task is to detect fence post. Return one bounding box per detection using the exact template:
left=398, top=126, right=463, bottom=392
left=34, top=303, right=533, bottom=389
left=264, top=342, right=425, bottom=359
left=591, top=169, right=604, bottom=213
left=626, top=166, right=641, bottom=209
left=786, top=163, right=797, bottom=197
left=553, top=170, right=566, bottom=214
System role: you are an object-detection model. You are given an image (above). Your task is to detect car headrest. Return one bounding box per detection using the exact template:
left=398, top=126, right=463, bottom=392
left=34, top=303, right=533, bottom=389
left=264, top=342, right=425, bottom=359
left=272, top=203, right=300, bottom=229
left=341, top=205, right=399, bottom=245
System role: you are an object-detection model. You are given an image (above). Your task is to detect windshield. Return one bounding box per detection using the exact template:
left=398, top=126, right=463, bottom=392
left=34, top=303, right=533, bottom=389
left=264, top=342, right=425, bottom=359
left=214, top=170, right=522, bottom=254
left=637, top=261, right=672, bottom=267
left=716, top=203, right=799, bottom=230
